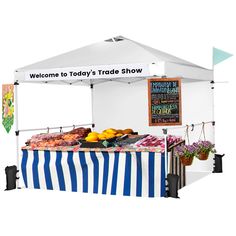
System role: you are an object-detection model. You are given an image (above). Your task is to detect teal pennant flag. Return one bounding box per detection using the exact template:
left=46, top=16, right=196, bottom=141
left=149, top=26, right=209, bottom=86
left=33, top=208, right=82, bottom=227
left=213, top=47, right=233, bottom=65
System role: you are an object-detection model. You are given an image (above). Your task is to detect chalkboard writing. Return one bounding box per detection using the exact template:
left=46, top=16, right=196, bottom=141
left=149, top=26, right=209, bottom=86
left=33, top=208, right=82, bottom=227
left=148, top=78, right=182, bottom=126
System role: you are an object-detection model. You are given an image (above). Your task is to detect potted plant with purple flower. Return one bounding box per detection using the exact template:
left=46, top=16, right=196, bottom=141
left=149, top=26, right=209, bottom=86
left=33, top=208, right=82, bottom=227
left=193, top=140, right=216, bottom=160
left=175, top=144, right=197, bottom=166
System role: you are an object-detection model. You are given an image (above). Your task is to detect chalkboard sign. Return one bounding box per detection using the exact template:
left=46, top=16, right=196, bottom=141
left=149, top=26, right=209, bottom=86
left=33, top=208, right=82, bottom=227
left=148, top=78, right=182, bottom=126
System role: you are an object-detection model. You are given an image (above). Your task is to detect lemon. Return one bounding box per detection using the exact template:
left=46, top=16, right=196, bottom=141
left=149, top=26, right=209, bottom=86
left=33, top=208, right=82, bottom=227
left=116, top=133, right=123, bottom=137
left=85, top=135, right=99, bottom=142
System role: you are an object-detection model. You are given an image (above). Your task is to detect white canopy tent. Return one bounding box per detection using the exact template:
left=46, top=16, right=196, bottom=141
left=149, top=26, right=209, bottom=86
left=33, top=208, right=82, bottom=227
left=14, top=36, right=215, bottom=189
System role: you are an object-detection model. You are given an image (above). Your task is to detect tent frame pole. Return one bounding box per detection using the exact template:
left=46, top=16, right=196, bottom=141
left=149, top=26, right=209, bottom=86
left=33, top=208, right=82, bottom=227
left=14, top=81, right=20, bottom=188
left=162, top=128, right=168, bottom=178
left=90, top=83, right=95, bottom=130
left=211, top=64, right=216, bottom=145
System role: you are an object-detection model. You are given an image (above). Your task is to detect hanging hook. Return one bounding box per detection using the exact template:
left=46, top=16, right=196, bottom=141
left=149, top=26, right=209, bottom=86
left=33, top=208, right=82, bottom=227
left=199, top=122, right=206, bottom=141
left=202, top=122, right=206, bottom=140
left=60, top=127, right=63, bottom=133
left=184, top=125, right=190, bottom=145
left=191, top=124, right=194, bottom=131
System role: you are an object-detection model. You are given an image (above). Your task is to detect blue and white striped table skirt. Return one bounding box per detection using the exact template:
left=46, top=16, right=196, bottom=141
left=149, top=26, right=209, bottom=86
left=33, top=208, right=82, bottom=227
left=21, top=150, right=166, bottom=197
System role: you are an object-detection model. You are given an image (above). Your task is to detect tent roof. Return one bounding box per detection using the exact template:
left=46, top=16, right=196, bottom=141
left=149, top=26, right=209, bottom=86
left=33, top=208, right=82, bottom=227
left=15, top=36, right=213, bottom=85
left=16, top=36, right=205, bottom=72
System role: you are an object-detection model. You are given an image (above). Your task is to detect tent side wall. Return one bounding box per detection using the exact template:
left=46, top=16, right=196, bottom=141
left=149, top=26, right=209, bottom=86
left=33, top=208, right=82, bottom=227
left=93, top=80, right=214, bottom=173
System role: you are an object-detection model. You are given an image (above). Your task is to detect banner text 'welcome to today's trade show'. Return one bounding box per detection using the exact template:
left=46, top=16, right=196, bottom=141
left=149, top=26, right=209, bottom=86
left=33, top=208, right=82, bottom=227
left=25, top=64, right=150, bottom=81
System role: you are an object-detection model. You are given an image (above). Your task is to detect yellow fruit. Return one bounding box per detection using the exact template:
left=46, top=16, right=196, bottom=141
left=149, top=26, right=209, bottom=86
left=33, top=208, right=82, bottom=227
left=116, top=129, right=124, bottom=134
left=123, top=128, right=133, bottom=134
left=105, top=133, right=115, bottom=139
left=85, top=136, right=99, bottom=142
left=116, top=133, right=123, bottom=137
left=104, top=128, right=117, bottom=134
left=98, top=133, right=107, bottom=140
left=88, top=132, right=99, bottom=136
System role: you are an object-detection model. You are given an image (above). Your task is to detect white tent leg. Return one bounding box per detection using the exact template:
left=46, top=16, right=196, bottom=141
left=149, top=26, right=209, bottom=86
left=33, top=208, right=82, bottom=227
left=163, top=129, right=168, bottom=177
left=90, top=84, right=95, bottom=130
left=211, top=67, right=216, bottom=145
left=14, top=81, right=20, bottom=188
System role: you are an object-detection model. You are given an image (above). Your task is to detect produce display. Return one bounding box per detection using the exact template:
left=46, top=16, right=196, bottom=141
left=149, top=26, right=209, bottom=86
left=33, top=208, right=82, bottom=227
left=24, top=126, right=182, bottom=151
left=85, top=128, right=134, bottom=142
left=133, top=135, right=182, bottom=148
left=26, top=127, right=91, bottom=148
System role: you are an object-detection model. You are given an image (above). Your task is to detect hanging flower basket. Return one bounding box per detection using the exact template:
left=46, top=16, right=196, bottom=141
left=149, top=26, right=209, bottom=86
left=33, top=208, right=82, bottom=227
left=179, top=155, right=194, bottom=166
left=175, top=144, right=197, bottom=166
left=197, top=151, right=209, bottom=160
left=193, top=141, right=216, bottom=161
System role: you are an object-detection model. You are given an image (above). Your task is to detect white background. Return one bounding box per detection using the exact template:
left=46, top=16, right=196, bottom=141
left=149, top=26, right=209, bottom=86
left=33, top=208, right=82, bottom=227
left=0, top=0, right=235, bottom=235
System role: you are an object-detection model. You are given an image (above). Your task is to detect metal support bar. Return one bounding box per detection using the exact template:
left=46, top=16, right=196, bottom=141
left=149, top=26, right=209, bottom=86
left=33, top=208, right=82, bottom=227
left=59, top=80, right=72, bottom=85
left=18, top=123, right=93, bottom=133
left=164, top=120, right=215, bottom=131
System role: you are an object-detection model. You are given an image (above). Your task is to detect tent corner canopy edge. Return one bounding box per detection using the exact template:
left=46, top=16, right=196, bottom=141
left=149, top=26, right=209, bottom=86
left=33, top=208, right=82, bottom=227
left=165, top=62, right=213, bottom=82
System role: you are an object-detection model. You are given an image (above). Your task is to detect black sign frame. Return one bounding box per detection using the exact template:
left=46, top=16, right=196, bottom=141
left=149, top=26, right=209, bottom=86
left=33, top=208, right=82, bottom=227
left=148, top=78, right=182, bottom=126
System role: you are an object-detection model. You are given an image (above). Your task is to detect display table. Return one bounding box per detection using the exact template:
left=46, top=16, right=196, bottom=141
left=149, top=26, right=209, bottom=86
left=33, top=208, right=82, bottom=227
left=21, top=147, right=166, bottom=197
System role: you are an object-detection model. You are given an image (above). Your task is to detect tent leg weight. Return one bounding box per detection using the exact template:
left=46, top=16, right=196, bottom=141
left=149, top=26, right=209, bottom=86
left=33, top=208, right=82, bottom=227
left=5, top=165, right=18, bottom=191
left=213, top=154, right=225, bottom=173
left=165, top=174, right=180, bottom=198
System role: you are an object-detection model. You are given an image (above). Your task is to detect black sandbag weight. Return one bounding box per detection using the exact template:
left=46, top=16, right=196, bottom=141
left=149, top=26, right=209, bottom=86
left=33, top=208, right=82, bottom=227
left=165, top=173, right=180, bottom=198
left=213, top=154, right=225, bottom=173
left=5, top=165, right=18, bottom=190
